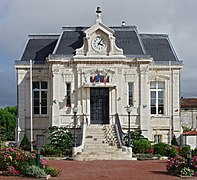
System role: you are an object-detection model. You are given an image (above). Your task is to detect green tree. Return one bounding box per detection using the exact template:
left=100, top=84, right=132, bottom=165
left=20, top=134, right=31, bottom=151
left=0, top=106, right=17, bottom=141
left=171, top=135, right=179, bottom=146
left=44, top=126, right=73, bottom=156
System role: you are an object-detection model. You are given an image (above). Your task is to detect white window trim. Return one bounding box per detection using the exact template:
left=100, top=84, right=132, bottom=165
left=33, top=81, right=48, bottom=115
left=150, top=81, right=165, bottom=115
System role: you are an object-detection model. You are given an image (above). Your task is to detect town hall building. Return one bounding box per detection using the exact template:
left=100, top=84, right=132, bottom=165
left=15, top=7, right=183, bottom=158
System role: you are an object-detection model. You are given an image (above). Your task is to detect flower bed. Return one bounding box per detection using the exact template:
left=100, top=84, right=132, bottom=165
left=166, top=155, right=197, bottom=177
left=0, top=147, right=60, bottom=178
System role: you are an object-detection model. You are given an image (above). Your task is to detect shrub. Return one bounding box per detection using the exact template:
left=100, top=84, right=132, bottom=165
left=135, top=153, right=155, bottom=160
left=171, top=135, right=179, bottom=146
left=190, top=156, right=197, bottom=170
left=25, top=165, right=46, bottom=178
left=45, top=166, right=61, bottom=177
left=180, top=167, right=194, bottom=176
left=179, top=145, right=191, bottom=158
left=41, top=144, right=62, bottom=157
left=133, top=139, right=151, bottom=154
left=167, top=155, right=197, bottom=177
left=0, top=147, right=46, bottom=176
left=153, top=142, right=170, bottom=156
left=19, top=134, right=31, bottom=151
left=44, top=126, right=73, bottom=156
left=192, top=148, right=197, bottom=157
left=123, top=130, right=151, bottom=150
left=166, top=155, right=187, bottom=175
left=167, top=146, right=178, bottom=158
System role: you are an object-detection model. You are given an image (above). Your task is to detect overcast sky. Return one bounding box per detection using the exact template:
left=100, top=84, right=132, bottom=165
left=0, top=0, right=196, bottom=108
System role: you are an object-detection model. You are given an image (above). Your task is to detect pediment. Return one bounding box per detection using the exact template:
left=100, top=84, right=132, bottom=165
left=84, top=22, right=114, bottom=38
left=74, top=21, right=125, bottom=58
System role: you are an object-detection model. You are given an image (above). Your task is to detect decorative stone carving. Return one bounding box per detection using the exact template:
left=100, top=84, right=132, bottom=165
left=140, top=65, right=149, bottom=74
left=149, top=75, right=170, bottom=81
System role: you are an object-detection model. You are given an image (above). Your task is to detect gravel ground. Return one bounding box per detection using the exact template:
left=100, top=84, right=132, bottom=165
left=0, top=160, right=196, bottom=180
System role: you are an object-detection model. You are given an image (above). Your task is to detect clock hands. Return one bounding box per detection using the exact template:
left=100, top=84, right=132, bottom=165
left=92, top=36, right=106, bottom=51
left=98, top=38, right=105, bottom=46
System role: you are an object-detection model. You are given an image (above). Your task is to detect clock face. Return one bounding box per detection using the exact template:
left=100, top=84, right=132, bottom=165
left=92, top=36, right=106, bottom=51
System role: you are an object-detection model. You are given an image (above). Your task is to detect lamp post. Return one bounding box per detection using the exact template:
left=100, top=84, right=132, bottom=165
left=126, top=106, right=132, bottom=147
left=73, top=106, right=78, bottom=147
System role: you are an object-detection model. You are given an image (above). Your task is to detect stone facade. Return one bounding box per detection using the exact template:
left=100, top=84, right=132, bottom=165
left=180, top=98, right=197, bottom=130
left=15, top=8, right=183, bottom=146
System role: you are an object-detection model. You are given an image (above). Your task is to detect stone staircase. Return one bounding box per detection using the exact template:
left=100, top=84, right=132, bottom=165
left=74, top=124, right=133, bottom=161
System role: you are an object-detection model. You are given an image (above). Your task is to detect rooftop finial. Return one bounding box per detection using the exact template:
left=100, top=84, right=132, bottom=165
left=96, top=6, right=102, bottom=23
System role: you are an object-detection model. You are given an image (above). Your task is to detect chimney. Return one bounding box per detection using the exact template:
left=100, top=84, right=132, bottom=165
left=122, top=21, right=126, bottom=26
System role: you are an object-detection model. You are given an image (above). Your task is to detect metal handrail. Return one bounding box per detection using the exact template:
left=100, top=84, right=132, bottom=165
left=114, top=113, right=127, bottom=151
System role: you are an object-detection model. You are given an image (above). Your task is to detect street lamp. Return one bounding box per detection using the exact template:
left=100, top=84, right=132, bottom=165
left=126, top=105, right=132, bottom=147
left=73, top=106, right=78, bottom=147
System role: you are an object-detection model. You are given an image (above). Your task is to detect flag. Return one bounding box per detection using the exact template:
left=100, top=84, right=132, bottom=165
left=104, top=73, right=107, bottom=86
left=95, top=72, right=100, bottom=82
left=92, top=74, right=96, bottom=83
left=104, top=68, right=110, bottom=86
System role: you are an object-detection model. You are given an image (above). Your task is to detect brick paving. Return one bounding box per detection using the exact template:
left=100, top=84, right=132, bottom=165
left=1, top=160, right=196, bottom=180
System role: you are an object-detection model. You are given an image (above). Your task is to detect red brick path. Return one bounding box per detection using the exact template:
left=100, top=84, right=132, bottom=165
left=1, top=160, right=196, bottom=180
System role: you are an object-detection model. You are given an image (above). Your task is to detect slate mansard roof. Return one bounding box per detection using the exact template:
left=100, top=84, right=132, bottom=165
left=19, top=25, right=180, bottom=63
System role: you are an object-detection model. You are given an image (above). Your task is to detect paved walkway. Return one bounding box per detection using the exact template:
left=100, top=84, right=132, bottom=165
left=1, top=160, right=196, bottom=180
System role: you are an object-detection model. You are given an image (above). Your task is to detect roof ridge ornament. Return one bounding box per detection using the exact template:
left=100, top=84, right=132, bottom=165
left=96, top=6, right=102, bottom=23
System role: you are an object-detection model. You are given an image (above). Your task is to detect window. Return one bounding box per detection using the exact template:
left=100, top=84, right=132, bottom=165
left=66, top=83, right=71, bottom=107
left=128, top=83, right=133, bottom=106
left=33, top=81, right=47, bottom=115
left=150, top=81, right=164, bottom=115
left=154, top=135, right=162, bottom=143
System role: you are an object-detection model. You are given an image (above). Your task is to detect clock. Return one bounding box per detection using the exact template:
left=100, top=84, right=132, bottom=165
left=92, top=36, right=106, bottom=51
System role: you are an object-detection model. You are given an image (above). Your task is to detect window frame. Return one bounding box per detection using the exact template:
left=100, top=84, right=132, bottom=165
left=33, top=81, right=48, bottom=115
left=154, top=135, right=162, bottom=143
left=150, top=81, right=165, bottom=115
left=65, top=82, right=71, bottom=107
left=128, top=82, right=134, bottom=106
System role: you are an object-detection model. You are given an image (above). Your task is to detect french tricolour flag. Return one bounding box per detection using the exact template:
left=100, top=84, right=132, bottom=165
left=104, top=73, right=107, bottom=86
left=94, top=72, right=100, bottom=82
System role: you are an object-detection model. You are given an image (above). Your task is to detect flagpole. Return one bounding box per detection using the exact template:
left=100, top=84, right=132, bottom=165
left=30, top=59, right=33, bottom=151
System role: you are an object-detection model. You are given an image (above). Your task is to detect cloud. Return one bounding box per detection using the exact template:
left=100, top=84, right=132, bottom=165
left=0, top=66, right=16, bottom=107
left=0, top=0, right=197, bottom=107
left=0, top=0, right=13, bottom=22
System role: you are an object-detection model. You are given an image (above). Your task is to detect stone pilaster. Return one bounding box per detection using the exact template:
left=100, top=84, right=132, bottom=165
left=52, top=65, right=60, bottom=126
left=172, top=70, right=181, bottom=134
left=16, top=69, right=27, bottom=145
left=139, top=64, right=151, bottom=139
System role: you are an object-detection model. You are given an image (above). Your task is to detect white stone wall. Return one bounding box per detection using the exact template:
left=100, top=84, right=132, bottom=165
left=181, top=109, right=197, bottom=129
left=182, top=135, right=197, bottom=149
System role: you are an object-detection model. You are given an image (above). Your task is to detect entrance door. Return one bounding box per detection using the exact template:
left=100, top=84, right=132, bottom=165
left=90, top=88, right=109, bottom=124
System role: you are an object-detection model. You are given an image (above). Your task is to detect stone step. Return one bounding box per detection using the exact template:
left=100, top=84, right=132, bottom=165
left=74, top=154, right=134, bottom=161
left=85, top=132, right=104, bottom=134
left=84, top=144, right=117, bottom=148
left=85, top=134, right=104, bottom=138
left=74, top=124, right=133, bottom=161
left=81, top=151, right=123, bottom=155
left=83, top=147, right=119, bottom=152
